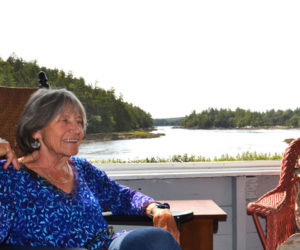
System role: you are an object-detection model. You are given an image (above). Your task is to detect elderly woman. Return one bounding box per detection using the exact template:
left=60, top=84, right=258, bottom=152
left=0, top=88, right=180, bottom=250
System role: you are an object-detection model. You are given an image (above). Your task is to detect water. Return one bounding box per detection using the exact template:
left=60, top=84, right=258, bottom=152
left=78, top=126, right=300, bottom=161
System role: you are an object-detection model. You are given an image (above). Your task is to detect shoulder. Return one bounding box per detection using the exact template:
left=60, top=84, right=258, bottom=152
left=0, top=160, right=20, bottom=186
left=70, top=156, right=96, bottom=170
left=0, top=160, right=18, bottom=175
left=70, top=156, right=89, bottom=168
left=70, top=156, right=106, bottom=177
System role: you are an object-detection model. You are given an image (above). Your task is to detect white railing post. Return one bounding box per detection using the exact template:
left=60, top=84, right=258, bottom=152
left=233, top=176, right=247, bottom=250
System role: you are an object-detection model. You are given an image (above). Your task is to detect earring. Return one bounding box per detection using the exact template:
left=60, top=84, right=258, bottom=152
left=31, top=139, right=40, bottom=149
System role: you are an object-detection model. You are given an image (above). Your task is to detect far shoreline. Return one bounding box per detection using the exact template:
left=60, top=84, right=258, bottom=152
left=172, top=125, right=300, bottom=130
left=82, top=130, right=165, bottom=143
left=82, top=126, right=299, bottom=143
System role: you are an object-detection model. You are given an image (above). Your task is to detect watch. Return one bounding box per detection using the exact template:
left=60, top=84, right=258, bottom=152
left=150, top=202, right=170, bottom=218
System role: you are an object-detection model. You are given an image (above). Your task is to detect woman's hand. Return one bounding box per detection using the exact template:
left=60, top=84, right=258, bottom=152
left=0, top=138, right=20, bottom=170
left=146, top=203, right=180, bottom=244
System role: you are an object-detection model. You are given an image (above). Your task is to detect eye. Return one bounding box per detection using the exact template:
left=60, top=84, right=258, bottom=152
left=77, top=120, right=84, bottom=126
left=59, top=116, right=69, bottom=123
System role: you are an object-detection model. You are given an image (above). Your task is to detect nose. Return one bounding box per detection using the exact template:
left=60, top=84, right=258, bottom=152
left=69, top=120, right=83, bottom=134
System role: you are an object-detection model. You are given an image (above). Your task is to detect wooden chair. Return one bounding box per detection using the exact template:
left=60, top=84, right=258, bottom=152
left=247, top=138, right=300, bottom=250
left=0, top=86, right=38, bottom=157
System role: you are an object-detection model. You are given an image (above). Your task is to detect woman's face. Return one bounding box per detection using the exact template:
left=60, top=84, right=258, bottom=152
left=34, top=104, right=84, bottom=158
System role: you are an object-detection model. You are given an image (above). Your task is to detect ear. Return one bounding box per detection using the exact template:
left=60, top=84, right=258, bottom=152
left=32, top=130, right=42, bottom=140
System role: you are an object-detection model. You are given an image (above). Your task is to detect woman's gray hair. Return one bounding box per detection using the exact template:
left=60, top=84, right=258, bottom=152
left=17, top=88, right=87, bottom=154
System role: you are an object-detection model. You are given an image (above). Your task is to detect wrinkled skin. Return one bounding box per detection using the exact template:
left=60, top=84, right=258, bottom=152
left=146, top=203, right=180, bottom=244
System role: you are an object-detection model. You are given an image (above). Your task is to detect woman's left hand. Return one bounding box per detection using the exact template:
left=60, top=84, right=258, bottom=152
left=146, top=203, right=180, bottom=244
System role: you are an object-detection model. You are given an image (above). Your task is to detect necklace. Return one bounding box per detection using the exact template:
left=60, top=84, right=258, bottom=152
left=38, top=161, right=72, bottom=185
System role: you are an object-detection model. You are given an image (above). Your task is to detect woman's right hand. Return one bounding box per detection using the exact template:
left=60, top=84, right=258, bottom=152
left=0, top=138, right=20, bottom=170
left=146, top=203, right=180, bottom=244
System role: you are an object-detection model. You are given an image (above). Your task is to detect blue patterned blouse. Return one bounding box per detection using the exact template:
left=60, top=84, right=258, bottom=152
left=0, top=157, right=154, bottom=249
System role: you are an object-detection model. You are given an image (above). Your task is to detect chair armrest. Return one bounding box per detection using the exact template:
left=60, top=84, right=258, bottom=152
left=103, top=210, right=194, bottom=228
left=0, top=245, right=85, bottom=250
left=247, top=187, right=296, bottom=249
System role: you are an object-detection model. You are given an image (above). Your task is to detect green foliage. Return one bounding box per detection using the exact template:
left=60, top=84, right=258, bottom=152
left=0, top=55, right=153, bottom=133
left=88, top=115, right=102, bottom=133
left=90, top=151, right=283, bottom=164
left=154, top=117, right=184, bottom=126
left=181, top=108, right=300, bottom=129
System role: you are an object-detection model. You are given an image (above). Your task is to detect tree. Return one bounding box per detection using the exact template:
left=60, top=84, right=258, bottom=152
left=0, top=55, right=153, bottom=133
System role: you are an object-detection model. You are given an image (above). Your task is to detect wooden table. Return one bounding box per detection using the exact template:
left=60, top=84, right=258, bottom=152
left=164, top=200, right=227, bottom=250
left=104, top=200, right=227, bottom=250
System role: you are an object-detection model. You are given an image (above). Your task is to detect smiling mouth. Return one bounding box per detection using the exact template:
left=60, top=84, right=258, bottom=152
left=64, top=139, right=79, bottom=143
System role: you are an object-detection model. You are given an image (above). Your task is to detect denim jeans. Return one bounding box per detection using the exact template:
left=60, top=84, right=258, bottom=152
left=108, top=227, right=181, bottom=250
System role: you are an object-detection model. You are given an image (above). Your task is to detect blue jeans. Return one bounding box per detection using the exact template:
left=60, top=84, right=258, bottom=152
left=108, top=227, right=181, bottom=250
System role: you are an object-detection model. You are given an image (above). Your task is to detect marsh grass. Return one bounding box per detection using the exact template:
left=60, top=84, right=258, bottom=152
left=90, top=151, right=283, bottom=164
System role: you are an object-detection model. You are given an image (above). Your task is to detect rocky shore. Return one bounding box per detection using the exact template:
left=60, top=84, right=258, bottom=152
left=82, top=130, right=165, bottom=143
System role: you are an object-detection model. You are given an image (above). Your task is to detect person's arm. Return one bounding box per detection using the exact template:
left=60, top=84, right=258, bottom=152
left=0, top=138, right=40, bottom=170
left=76, top=157, right=155, bottom=215
left=146, top=202, right=180, bottom=244
left=0, top=138, right=20, bottom=170
left=103, top=177, right=155, bottom=216
left=75, top=158, right=180, bottom=244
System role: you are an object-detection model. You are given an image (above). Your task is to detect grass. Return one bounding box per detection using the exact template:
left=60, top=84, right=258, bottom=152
left=113, top=131, right=149, bottom=136
left=112, top=130, right=160, bottom=138
left=90, top=151, right=283, bottom=164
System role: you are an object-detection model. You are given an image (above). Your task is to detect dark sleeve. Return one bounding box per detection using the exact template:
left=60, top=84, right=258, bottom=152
left=0, top=160, right=13, bottom=242
left=73, top=157, right=155, bottom=216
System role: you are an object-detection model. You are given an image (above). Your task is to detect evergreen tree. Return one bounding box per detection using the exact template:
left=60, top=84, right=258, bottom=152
left=182, top=107, right=300, bottom=129
left=0, top=55, right=153, bottom=133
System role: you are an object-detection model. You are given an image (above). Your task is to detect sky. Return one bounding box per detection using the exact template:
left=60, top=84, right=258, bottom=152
left=0, top=0, right=300, bottom=118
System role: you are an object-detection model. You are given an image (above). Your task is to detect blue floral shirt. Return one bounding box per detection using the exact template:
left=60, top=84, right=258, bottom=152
left=0, top=157, right=154, bottom=249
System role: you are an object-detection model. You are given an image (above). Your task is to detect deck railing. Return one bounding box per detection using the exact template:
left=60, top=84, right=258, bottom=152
left=96, top=160, right=281, bottom=250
